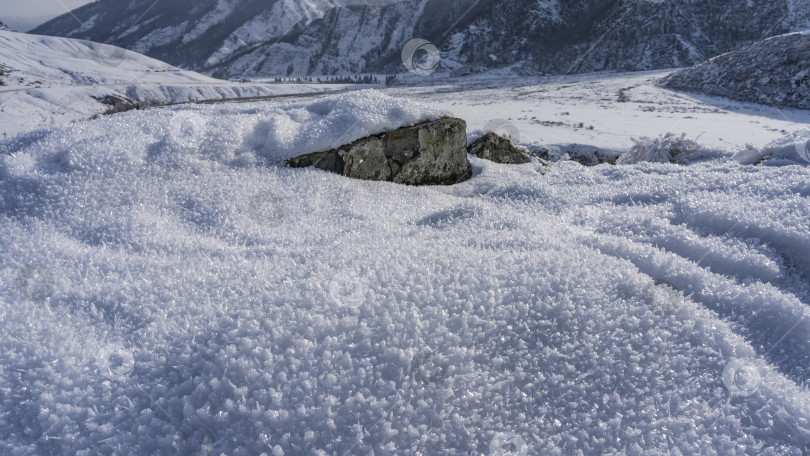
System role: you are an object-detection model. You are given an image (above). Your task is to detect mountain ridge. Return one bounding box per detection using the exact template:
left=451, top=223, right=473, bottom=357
left=31, top=0, right=810, bottom=78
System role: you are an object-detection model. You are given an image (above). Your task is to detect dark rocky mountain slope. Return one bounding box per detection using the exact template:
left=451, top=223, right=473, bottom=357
left=31, top=0, right=810, bottom=78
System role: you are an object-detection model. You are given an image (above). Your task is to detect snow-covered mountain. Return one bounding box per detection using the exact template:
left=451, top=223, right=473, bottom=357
left=30, top=0, right=400, bottom=72
left=661, top=31, right=810, bottom=110
left=0, top=21, right=14, bottom=32
left=32, top=0, right=810, bottom=78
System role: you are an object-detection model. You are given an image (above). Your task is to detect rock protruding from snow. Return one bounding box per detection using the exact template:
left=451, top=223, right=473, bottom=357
left=661, top=32, right=810, bottom=110
left=288, top=117, right=472, bottom=185
left=468, top=132, right=531, bottom=164
left=0, top=21, right=13, bottom=32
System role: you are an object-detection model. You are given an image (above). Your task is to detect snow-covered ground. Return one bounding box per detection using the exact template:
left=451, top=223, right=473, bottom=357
left=1, top=72, right=810, bottom=454
left=389, top=68, right=810, bottom=154
left=0, top=31, right=365, bottom=138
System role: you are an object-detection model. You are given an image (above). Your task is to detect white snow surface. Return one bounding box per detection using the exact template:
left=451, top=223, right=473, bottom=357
left=2, top=79, right=810, bottom=454
left=388, top=68, right=810, bottom=154
left=0, top=31, right=354, bottom=138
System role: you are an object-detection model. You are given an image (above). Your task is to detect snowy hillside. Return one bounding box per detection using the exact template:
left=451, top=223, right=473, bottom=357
left=30, top=0, right=400, bottom=72
left=2, top=68, right=810, bottom=454
left=0, top=30, right=352, bottom=137
left=0, top=21, right=13, bottom=32
left=202, top=0, right=810, bottom=78
left=662, top=32, right=810, bottom=110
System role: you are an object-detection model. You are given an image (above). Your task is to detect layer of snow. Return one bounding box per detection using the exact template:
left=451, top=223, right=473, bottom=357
left=386, top=68, right=810, bottom=155
left=1, top=86, right=809, bottom=454
left=737, top=126, right=810, bottom=166
left=0, top=31, right=369, bottom=137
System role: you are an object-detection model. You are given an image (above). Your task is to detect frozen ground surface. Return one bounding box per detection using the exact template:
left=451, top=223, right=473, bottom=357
left=0, top=31, right=361, bottom=138
left=1, top=83, right=810, bottom=455
left=387, top=68, right=810, bottom=154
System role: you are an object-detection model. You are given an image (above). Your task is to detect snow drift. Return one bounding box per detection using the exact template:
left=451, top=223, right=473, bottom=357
left=1, top=90, right=810, bottom=455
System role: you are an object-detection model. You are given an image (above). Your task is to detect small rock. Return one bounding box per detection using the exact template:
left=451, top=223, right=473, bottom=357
left=287, top=117, right=472, bottom=186
left=467, top=132, right=531, bottom=164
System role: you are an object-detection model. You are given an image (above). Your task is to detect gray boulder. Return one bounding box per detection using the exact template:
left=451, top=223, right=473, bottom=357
left=467, top=132, right=531, bottom=164
left=287, top=117, right=472, bottom=186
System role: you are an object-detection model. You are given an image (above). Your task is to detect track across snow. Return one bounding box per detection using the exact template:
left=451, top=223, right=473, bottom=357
left=1, top=90, right=809, bottom=455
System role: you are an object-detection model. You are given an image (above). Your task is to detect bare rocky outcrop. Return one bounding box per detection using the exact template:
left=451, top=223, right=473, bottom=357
left=661, top=32, right=810, bottom=110
left=287, top=117, right=472, bottom=186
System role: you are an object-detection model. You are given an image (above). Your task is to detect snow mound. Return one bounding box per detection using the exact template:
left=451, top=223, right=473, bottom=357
left=2, top=86, right=810, bottom=455
left=241, top=90, right=450, bottom=160
left=617, top=133, right=724, bottom=165
left=735, top=127, right=810, bottom=166
left=1, top=89, right=447, bottom=170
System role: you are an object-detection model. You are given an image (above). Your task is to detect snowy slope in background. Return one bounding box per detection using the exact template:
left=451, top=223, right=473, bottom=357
left=216, top=0, right=434, bottom=78
left=1, top=90, right=809, bottom=455
left=0, top=31, right=354, bottom=137
left=213, top=0, right=810, bottom=78
left=30, top=0, right=401, bottom=72
left=0, top=21, right=13, bottom=32
left=661, top=32, right=810, bottom=111
left=33, top=0, right=810, bottom=79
